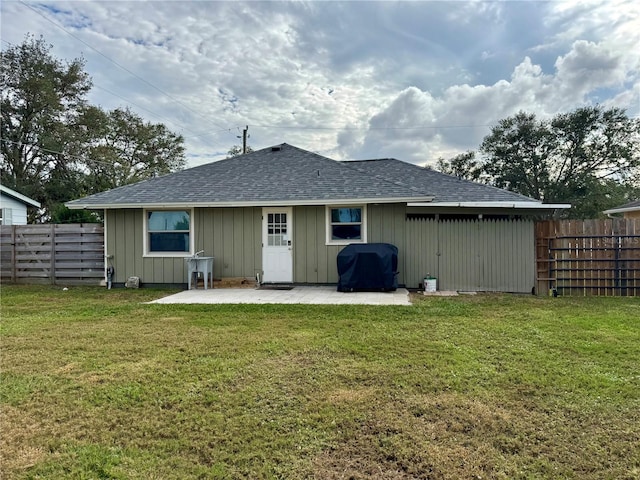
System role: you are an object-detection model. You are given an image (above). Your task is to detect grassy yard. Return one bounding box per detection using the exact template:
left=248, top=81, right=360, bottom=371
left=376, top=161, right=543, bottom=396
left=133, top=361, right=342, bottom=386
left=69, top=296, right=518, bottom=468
left=1, top=285, right=638, bottom=479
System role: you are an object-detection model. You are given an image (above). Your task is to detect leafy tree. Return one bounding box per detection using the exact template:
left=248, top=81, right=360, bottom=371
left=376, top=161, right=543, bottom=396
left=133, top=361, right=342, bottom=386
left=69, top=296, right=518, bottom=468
left=227, top=144, right=253, bottom=157
left=437, top=106, right=640, bottom=218
left=1, top=35, right=187, bottom=221
left=50, top=204, right=101, bottom=224
left=81, top=107, right=185, bottom=192
left=436, top=151, right=483, bottom=182
left=1, top=35, right=91, bottom=221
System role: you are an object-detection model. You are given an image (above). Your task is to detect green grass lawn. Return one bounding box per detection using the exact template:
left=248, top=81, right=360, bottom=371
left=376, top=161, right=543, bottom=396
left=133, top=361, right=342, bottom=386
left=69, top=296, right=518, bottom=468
left=1, top=285, right=639, bottom=479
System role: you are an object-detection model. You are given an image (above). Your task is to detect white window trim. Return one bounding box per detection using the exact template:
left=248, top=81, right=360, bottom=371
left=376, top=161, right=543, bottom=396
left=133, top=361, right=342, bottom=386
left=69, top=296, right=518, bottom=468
left=325, top=205, right=367, bottom=246
left=143, top=208, right=194, bottom=257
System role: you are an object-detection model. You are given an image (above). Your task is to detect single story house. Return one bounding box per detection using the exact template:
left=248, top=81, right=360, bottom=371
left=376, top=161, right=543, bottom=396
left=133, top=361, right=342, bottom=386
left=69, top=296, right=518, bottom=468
left=603, top=200, right=640, bottom=219
left=0, top=185, right=40, bottom=225
left=66, top=144, right=567, bottom=292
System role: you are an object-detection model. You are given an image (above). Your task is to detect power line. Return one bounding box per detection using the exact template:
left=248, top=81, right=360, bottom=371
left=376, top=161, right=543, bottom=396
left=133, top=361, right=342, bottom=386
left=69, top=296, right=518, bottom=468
left=3, top=36, right=237, bottom=141
left=250, top=123, right=494, bottom=131
left=18, top=0, right=237, bottom=140
left=91, top=83, right=234, bottom=139
left=1, top=137, right=113, bottom=167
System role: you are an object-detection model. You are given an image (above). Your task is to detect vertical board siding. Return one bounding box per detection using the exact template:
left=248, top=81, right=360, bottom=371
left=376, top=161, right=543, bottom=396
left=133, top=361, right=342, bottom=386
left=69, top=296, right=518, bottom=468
left=293, top=206, right=341, bottom=283
left=195, top=207, right=261, bottom=280
left=368, top=204, right=407, bottom=285
left=404, top=218, right=439, bottom=288
left=293, top=204, right=407, bottom=284
left=0, top=224, right=104, bottom=285
left=107, top=207, right=261, bottom=285
left=405, top=218, right=535, bottom=293
left=535, top=218, right=639, bottom=296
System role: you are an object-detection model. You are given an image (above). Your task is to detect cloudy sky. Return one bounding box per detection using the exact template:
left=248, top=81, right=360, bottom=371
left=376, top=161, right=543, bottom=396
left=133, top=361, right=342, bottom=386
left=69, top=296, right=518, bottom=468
left=2, top=0, right=639, bottom=167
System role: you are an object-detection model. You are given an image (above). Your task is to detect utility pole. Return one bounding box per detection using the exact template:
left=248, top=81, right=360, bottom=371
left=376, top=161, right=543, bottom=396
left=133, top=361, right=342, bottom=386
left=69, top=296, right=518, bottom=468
left=242, top=125, right=248, bottom=154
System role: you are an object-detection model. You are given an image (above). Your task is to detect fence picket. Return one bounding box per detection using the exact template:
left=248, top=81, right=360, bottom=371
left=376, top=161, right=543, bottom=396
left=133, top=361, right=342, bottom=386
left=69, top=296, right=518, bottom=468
left=535, top=218, right=640, bottom=296
left=0, top=224, right=104, bottom=286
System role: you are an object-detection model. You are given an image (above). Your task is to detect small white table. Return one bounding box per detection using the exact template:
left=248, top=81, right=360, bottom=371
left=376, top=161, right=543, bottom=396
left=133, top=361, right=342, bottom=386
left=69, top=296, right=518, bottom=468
left=185, top=256, right=214, bottom=290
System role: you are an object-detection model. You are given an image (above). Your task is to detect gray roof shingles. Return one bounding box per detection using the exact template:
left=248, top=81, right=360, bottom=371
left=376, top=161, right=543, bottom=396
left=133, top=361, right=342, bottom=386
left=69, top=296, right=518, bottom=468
left=343, top=158, right=537, bottom=203
left=67, top=143, right=539, bottom=208
left=604, top=199, right=640, bottom=212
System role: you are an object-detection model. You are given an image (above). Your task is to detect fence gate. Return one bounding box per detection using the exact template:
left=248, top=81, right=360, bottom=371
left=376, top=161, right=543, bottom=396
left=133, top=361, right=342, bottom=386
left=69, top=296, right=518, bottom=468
left=535, top=219, right=640, bottom=296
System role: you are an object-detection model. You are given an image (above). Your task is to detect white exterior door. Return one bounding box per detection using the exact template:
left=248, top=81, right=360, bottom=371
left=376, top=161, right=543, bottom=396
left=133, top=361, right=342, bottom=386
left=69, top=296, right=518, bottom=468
left=262, top=208, right=293, bottom=282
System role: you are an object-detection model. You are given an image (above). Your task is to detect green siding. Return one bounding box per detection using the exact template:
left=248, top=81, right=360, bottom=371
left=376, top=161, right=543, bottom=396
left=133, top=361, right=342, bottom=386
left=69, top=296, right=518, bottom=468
left=292, top=204, right=407, bottom=284
left=293, top=206, right=341, bottom=283
left=196, top=207, right=261, bottom=279
left=107, top=207, right=261, bottom=285
left=368, top=204, right=406, bottom=284
left=107, top=204, right=534, bottom=292
left=405, top=218, right=535, bottom=293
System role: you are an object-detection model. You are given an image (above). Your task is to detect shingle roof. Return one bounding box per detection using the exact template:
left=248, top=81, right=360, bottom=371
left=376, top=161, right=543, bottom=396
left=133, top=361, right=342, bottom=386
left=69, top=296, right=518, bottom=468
left=66, top=144, right=433, bottom=208
left=603, top=199, right=640, bottom=214
left=66, top=143, right=543, bottom=209
left=344, top=158, right=538, bottom=203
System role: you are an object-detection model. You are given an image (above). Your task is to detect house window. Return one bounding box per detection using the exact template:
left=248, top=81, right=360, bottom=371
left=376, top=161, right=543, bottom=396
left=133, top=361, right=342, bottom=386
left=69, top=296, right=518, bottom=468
left=144, top=210, right=192, bottom=255
left=326, top=206, right=367, bottom=245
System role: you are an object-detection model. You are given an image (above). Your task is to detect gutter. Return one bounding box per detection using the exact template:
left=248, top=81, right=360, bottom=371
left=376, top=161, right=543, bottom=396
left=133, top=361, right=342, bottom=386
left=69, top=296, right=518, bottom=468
left=603, top=207, right=640, bottom=215
left=408, top=201, right=571, bottom=209
left=66, top=196, right=436, bottom=210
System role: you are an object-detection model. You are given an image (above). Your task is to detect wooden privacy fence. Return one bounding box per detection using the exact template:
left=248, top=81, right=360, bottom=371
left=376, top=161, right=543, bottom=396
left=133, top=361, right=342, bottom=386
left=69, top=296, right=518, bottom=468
left=535, top=219, right=640, bottom=296
left=0, top=224, right=104, bottom=286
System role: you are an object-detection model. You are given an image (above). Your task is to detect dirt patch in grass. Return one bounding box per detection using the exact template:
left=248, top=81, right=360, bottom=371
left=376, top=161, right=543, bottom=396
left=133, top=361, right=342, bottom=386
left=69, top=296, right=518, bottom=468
left=312, top=392, right=640, bottom=480
left=0, top=405, right=47, bottom=473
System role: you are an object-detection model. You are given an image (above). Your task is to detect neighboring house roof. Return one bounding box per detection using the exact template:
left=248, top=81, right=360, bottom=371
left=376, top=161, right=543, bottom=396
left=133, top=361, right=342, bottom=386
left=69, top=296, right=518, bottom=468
left=66, top=143, right=565, bottom=210
left=0, top=185, right=40, bottom=208
left=603, top=199, right=640, bottom=215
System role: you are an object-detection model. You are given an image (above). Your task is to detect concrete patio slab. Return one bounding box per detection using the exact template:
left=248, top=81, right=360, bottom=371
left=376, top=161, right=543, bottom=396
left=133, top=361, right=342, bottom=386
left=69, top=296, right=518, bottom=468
left=148, top=286, right=411, bottom=305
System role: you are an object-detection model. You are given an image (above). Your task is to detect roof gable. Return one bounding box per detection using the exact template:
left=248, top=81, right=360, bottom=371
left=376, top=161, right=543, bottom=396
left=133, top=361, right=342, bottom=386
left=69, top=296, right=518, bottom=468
left=0, top=185, right=41, bottom=208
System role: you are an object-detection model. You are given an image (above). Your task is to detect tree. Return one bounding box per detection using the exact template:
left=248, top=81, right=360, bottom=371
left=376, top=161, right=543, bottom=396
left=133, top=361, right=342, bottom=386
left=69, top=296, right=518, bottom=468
left=437, top=106, right=640, bottom=218
left=81, top=107, right=185, bottom=192
left=50, top=204, right=101, bottom=224
left=1, top=35, right=91, bottom=221
left=436, top=151, right=484, bottom=182
left=481, top=107, right=639, bottom=217
left=227, top=144, right=253, bottom=157
left=1, top=35, right=187, bottom=221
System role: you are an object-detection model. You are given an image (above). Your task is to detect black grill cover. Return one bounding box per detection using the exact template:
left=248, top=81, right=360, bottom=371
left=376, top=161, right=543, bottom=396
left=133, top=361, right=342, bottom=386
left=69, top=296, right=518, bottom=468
left=337, top=243, right=398, bottom=292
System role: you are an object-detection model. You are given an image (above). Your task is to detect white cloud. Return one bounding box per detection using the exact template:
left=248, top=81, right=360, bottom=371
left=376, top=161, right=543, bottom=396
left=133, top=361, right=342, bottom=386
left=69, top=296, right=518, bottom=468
left=1, top=0, right=638, bottom=168
left=351, top=37, right=639, bottom=165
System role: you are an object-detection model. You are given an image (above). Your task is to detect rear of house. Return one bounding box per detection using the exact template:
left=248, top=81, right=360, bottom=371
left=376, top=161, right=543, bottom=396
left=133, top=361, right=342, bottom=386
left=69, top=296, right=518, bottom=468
left=68, top=144, right=566, bottom=292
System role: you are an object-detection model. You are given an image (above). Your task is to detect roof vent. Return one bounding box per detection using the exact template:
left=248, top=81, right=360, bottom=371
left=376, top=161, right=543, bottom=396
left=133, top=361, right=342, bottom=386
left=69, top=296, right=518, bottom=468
left=271, top=146, right=282, bottom=152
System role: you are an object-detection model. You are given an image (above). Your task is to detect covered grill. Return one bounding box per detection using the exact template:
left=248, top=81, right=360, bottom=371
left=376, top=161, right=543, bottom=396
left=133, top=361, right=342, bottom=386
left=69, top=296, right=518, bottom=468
left=337, top=243, right=398, bottom=292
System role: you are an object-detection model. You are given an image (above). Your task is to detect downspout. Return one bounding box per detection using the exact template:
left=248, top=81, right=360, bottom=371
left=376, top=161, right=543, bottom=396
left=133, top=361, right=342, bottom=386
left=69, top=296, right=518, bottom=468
left=103, top=208, right=107, bottom=286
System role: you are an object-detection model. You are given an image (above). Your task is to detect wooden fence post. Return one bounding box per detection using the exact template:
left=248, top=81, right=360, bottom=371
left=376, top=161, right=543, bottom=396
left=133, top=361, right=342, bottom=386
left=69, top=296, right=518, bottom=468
left=50, top=223, right=56, bottom=285
left=11, top=225, right=16, bottom=283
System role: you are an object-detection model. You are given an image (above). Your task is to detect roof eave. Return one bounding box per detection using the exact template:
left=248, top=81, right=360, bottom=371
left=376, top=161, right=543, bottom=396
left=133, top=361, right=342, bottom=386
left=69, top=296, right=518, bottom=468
left=0, top=185, right=41, bottom=208
left=603, top=206, right=640, bottom=215
left=66, top=196, right=435, bottom=210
